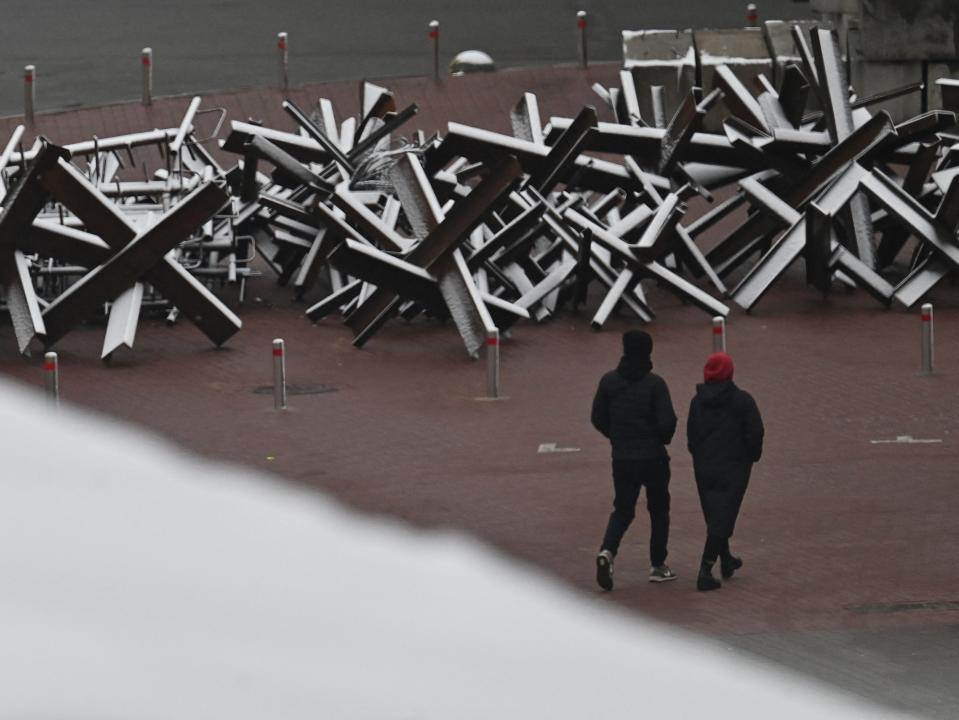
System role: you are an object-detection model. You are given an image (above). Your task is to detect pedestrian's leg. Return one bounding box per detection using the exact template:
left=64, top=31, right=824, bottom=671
left=600, top=460, right=641, bottom=555
left=719, top=537, right=742, bottom=578
left=645, top=459, right=676, bottom=582
left=597, top=460, right=641, bottom=591
left=644, top=460, right=671, bottom=566
left=698, top=534, right=724, bottom=591
left=719, top=469, right=750, bottom=578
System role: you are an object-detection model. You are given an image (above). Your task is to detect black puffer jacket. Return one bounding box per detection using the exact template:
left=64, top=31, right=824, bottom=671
left=686, top=380, right=764, bottom=472
left=591, top=357, right=677, bottom=460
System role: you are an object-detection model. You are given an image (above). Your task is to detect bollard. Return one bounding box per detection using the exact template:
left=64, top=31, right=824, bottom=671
left=44, top=351, right=59, bottom=405
left=277, top=32, right=289, bottom=91
left=746, top=3, right=759, bottom=27
left=24, top=65, right=35, bottom=126
left=486, top=329, right=500, bottom=398
left=429, top=21, right=440, bottom=81
left=576, top=11, right=588, bottom=69
left=272, top=338, right=287, bottom=409
left=712, top=316, right=726, bottom=353
left=921, top=303, right=933, bottom=375
left=141, top=48, right=153, bottom=106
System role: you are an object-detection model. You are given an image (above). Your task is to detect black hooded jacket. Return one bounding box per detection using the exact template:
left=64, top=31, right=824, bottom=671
left=686, top=380, right=764, bottom=473
left=591, top=356, right=677, bottom=460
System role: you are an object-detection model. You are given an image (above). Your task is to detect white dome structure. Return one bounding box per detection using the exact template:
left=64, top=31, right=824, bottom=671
left=450, top=50, right=496, bottom=75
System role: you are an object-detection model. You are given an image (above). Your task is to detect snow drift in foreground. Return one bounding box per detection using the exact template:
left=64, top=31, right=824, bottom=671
left=0, top=380, right=910, bottom=719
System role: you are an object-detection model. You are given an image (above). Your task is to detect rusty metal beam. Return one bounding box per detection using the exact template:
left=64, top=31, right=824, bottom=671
left=39, top=158, right=242, bottom=346
left=42, top=179, right=230, bottom=346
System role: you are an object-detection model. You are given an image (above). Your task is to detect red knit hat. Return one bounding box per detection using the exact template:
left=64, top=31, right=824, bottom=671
left=703, top=352, right=734, bottom=383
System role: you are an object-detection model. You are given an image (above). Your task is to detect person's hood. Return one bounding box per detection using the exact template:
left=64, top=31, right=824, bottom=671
left=616, top=355, right=652, bottom=382
left=695, top=379, right=735, bottom=407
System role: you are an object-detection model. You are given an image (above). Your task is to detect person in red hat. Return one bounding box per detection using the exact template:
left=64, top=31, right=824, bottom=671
left=591, top=330, right=678, bottom=590
left=686, top=352, right=764, bottom=591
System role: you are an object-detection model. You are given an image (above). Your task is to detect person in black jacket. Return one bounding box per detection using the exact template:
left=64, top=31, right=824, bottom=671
left=591, top=330, right=678, bottom=591
left=686, top=352, right=764, bottom=592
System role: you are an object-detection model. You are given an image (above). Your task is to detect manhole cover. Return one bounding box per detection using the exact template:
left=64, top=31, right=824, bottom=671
left=252, top=383, right=338, bottom=396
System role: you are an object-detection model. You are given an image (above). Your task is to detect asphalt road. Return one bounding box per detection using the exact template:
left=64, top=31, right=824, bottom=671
left=1, top=0, right=813, bottom=117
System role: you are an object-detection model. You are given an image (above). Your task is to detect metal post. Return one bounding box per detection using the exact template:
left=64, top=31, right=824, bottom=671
left=277, top=32, right=289, bottom=91
left=141, top=48, right=153, bottom=106
left=650, top=85, right=666, bottom=129
left=486, top=329, right=500, bottom=399
left=24, top=65, right=35, bottom=126
left=921, top=303, right=933, bottom=375
left=712, top=316, right=726, bottom=352
left=577, top=11, right=588, bottom=69
left=44, top=351, right=59, bottom=405
left=746, top=3, right=759, bottom=27
left=429, top=21, right=440, bottom=81
left=272, top=338, right=287, bottom=409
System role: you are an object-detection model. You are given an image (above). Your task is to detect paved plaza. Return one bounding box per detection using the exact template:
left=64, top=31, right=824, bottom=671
left=0, top=67, right=956, bottom=717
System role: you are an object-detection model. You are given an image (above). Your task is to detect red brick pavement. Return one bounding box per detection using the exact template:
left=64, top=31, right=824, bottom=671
left=3, top=270, right=958, bottom=639
left=1, top=67, right=958, bottom=645
left=0, top=64, right=623, bottom=166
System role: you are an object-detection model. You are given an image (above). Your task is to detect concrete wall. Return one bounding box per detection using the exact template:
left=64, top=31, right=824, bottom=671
left=622, top=30, right=697, bottom=126
left=847, top=28, right=924, bottom=121
left=622, top=7, right=959, bottom=128
left=931, top=72, right=959, bottom=114
left=858, top=0, right=959, bottom=62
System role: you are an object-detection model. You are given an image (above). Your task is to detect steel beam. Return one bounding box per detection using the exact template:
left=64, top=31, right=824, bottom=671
left=3, top=250, right=46, bottom=354
left=39, top=159, right=242, bottom=346
left=222, top=121, right=332, bottom=165
left=0, top=142, right=70, bottom=253
left=42, top=179, right=230, bottom=346
left=529, top=105, right=597, bottom=194
left=102, top=282, right=144, bottom=359
left=426, top=122, right=632, bottom=192
left=510, top=93, right=545, bottom=145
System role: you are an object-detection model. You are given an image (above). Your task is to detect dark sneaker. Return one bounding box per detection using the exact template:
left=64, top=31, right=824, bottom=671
left=596, top=550, right=614, bottom=591
left=649, top=565, right=678, bottom=583
left=697, top=571, right=722, bottom=592
left=721, top=554, right=743, bottom=579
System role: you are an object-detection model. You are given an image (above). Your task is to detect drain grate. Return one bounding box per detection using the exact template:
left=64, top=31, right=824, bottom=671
left=846, top=600, right=959, bottom=615
left=252, top=383, right=338, bottom=396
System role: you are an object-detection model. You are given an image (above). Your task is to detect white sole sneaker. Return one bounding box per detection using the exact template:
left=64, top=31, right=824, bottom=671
left=596, top=552, right=613, bottom=591
left=649, top=567, right=678, bottom=583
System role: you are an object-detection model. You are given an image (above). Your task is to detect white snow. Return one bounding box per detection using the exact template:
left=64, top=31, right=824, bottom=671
left=0, top=380, right=914, bottom=719
left=699, top=53, right=774, bottom=66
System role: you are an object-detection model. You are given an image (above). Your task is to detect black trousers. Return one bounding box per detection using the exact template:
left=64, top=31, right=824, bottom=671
left=600, top=457, right=671, bottom=566
left=701, top=534, right=731, bottom=565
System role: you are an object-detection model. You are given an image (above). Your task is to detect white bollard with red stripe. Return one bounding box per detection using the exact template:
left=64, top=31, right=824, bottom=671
left=486, top=329, right=500, bottom=399
left=272, top=338, right=287, bottom=409
left=44, top=351, right=59, bottom=405
left=921, top=303, right=934, bottom=375
left=141, top=48, right=153, bottom=106
left=746, top=3, right=759, bottom=27
left=429, top=21, right=440, bottom=80
left=577, top=11, right=588, bottom=68
left=712, top=316, right=726, bottom=353
left=24, top=65, right=35, bottom=126
left=277, top=32, right=289, bottom=90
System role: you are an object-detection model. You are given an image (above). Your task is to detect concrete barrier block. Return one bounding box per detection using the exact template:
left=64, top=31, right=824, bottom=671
left=810, top=0, right=858, bottom=12
left=930, top=68, right=959, bottom=114
left=622, top=29, right=696, bottom=125
left=762, top=20, right=825, bottom=86
left=695, top=28, right=772, bottom=131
